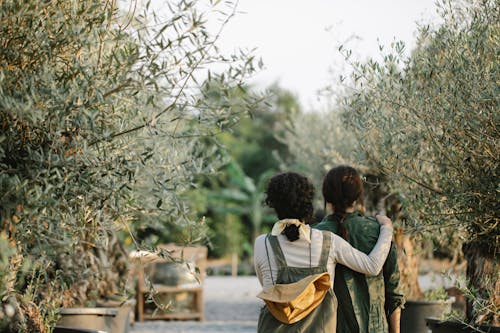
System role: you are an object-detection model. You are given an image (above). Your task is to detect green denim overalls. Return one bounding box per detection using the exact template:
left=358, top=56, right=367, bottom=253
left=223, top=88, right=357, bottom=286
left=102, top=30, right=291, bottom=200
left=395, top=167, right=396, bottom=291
left=257, top=230, right=338, bottom=333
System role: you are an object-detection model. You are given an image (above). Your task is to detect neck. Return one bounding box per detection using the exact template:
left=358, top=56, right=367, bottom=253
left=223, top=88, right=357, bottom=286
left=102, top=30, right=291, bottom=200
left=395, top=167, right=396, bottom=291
left=279, top=218, right=302, bottom=223
left=326, top=203, right=356, bottom=214
left=345, top=206, right=355, bottom=213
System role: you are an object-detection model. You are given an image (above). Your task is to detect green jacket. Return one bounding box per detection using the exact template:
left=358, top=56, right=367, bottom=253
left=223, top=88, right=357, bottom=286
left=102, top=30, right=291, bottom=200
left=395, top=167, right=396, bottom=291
left=314, top=212, right=405, bottom=333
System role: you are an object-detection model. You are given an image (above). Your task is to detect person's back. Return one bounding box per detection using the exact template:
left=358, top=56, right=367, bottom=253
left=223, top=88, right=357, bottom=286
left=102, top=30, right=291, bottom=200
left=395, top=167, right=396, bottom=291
left=254, top=172, right=337, bottom=332
left=255, top=226, right=337, bottom=332
left=315, top=212, right=402, bottom=332
left=314, top=166, right=404, bottom=333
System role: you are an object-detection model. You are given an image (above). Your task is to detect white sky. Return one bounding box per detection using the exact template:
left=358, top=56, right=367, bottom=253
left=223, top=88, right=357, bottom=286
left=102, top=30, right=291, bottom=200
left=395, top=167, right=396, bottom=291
left=214, top=0, right=440, bottom=110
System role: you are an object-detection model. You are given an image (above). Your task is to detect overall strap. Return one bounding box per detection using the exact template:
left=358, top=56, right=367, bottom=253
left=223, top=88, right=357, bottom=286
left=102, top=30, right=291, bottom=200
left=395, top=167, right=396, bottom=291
left=318, top=231, right=332, bottom=267
left=266, top=234, right=287, bottom=270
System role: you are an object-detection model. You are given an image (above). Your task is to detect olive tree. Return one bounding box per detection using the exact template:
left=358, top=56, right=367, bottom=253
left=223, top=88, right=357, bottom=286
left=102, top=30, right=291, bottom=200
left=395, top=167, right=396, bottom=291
left=0, top=0, right=257, bottom=331
left=280, top=109, right=358, bottom=185
left=341, top=0, right=498, bottom=325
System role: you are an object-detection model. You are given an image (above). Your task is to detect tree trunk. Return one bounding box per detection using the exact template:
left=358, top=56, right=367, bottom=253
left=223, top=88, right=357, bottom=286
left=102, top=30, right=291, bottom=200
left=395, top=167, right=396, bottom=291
left=463, top=242, right=499, bottom=326
left=394, top=227, right=424, bottom=300
left=369, top=187, right=424, bottom=300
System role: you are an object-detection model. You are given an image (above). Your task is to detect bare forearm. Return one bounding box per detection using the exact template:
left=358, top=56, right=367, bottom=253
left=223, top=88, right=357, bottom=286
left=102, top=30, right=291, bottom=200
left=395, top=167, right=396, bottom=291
left=389, top=307, right=401, bottom=333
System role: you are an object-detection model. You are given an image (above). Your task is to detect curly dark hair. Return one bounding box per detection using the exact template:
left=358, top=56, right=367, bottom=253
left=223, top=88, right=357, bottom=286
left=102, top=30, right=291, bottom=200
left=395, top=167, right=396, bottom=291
left=265, top=172, right=315, bottom=225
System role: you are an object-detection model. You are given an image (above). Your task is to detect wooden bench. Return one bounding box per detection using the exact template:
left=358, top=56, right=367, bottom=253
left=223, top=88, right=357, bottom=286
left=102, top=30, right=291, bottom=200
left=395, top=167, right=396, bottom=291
left=133, top=244, right=207, bottom=321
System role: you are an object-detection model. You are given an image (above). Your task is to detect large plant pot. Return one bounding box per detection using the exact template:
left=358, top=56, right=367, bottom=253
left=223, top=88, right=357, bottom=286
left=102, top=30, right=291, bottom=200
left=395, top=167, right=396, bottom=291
left=401, top=298, right=454, bottom=333
left=58, top=308, right=117, bottom=332
left=96, top=299, right=136, bottom=333
left=426, top=317, right=500, bottom=333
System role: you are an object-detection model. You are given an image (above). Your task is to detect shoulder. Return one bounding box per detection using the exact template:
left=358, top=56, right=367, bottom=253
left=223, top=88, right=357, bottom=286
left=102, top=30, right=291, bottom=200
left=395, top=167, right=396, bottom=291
left=254, top=234, right=271, bottom=255
left=253, top=234, right=270, bottom=264
left=311, top=228, right=333, bottom=239
left=311, top=229, right=338, bottom=254
left=313, top=216, right=337, bottom=232
left=345, top=213, right=380, bottom=231
left=254, top=234, right=268, bottom=246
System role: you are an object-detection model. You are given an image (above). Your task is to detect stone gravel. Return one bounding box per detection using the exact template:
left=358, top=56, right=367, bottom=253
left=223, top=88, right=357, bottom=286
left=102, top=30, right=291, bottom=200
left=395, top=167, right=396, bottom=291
left=131, top=276, right=262, bottom=333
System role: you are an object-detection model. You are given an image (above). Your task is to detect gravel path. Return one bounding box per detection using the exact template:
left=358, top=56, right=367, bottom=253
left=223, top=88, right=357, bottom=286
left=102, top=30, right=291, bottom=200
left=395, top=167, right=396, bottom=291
left=130, top=270, right=458, bottom=332
left=131, top=276, right=262, bottom=333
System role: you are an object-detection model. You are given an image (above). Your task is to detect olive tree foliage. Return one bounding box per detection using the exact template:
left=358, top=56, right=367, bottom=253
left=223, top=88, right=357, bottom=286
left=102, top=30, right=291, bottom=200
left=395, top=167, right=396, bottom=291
left=341, top=0, right=498, bottom=324
left=280, top=109, right=360, bottom=193
left=0, top=0, right=258, bottom=331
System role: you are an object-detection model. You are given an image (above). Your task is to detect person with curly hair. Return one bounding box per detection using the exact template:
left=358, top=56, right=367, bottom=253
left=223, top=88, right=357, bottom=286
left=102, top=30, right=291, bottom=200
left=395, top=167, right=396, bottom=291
left=314, top=165, right=405, bottom=333
left=254, top=172, right=394, bottom=332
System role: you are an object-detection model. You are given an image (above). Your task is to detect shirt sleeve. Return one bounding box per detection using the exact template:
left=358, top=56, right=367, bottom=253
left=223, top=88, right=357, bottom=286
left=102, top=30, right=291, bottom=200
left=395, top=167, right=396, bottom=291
left=254, top=236, right=265, bottom=287
left=254, top=234, right=279, bottom=288
left=332, top=225, right=393, bottom=276
left=384, top=242, right=406, bottom=315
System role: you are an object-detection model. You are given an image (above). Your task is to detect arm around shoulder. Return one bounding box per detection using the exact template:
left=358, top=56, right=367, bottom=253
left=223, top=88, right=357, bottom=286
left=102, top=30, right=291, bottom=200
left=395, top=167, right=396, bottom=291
left=332, top=221, right=393, bottom=276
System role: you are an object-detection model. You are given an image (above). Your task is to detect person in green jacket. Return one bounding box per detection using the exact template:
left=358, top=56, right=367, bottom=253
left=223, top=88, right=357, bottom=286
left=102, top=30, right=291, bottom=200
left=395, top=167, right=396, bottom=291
left=314, top=165, right=405, bottom=333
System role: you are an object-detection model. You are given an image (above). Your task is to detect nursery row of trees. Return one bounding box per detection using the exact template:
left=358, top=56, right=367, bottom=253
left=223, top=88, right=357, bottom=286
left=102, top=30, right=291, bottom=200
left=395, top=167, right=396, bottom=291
left=0, top=0, right=260, bottom=331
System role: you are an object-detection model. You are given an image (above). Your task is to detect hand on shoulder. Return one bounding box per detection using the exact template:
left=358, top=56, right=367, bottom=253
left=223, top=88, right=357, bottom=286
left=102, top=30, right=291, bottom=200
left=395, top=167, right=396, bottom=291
left=375, top=214, right=393, bottom=228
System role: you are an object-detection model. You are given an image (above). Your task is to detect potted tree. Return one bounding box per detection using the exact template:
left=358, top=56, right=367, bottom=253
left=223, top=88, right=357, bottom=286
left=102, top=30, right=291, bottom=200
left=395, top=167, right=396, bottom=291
left=340, top=0, right=499, bottom=330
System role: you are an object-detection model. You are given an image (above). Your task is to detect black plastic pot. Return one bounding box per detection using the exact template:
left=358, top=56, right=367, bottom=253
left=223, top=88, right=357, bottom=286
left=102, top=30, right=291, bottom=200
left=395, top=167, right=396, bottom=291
left=426, top=317, right=500, bottom=333
left=401, top=298, right=454, bottom=333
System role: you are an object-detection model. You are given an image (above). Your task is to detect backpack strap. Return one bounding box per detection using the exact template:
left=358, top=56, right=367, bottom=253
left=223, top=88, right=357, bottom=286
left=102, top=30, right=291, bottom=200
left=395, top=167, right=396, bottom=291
left=318, top=231, right=331, bottom=267
left=266, top=234, right=287, bottom=270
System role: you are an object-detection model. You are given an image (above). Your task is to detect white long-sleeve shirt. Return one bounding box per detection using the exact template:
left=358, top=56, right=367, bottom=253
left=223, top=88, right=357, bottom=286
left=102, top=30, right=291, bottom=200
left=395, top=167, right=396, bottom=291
left=254, top=222, right=393, bottom=289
